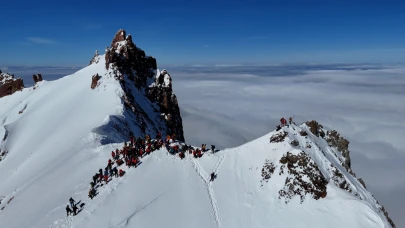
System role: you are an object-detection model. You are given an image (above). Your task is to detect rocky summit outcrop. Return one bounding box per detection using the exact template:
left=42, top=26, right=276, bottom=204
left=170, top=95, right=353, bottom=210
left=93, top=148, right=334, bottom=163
left=33, top=74, right=43, bottom=84
left=98, top=29, right=184, bottom=141
left=89, top=50, right=100, bottom=65
left=0, top=72, right=24, bottom=98
left=91, top=74, right=101, bottom=89
left=146, top=70, right=184, bottom=141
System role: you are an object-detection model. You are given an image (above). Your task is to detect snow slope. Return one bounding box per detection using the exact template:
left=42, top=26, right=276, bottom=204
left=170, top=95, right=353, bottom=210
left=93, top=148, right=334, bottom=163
left=0, top=57, right=393, bottom=228
left=0, top=56, right=165, bottom=228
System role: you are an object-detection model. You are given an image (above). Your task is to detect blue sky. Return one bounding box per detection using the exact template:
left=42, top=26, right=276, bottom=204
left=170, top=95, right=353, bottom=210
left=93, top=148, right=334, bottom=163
left=0, top=0, right=404, bottom=66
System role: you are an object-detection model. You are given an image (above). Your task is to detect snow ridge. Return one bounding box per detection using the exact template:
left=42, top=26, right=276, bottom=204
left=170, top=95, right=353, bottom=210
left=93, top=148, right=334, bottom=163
left=191, top=153, right=226, bottom=228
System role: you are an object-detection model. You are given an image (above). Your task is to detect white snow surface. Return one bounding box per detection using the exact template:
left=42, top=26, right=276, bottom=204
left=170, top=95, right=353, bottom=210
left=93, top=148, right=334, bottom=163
left=0, top=59, right=392, bottom=228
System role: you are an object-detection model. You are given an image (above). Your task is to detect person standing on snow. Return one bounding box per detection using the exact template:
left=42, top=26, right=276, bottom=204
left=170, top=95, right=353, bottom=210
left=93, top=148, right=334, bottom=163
left=66, top=205, right=72, bottom=216
left=210, top=172, right=216, bottom=182
left=72, top=204, right=78, bottom=216
left=69, top=197, right=75, bottom=208
left=211, top=145, right=215, bottom=153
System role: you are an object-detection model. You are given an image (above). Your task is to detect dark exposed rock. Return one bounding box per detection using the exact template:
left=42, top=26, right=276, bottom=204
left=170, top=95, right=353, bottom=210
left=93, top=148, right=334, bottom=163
left=146, top=70, right=184, bottom=141
left=330, top=165, right=351, bottom=192
left=91, top=74, right=101, bottom=89
left=306, top=120, right=325, bottom=137
left=33, top=74, right=43, bottom=84
left=326, top=130, right=352, bottom=174
left=290, top=140, right=299, bottom=147
left=358, top=178, right=366, bottom=189
left=299, top=130, right=307, bottom=136
left=380, top=206, right=396, bottom=228
left=103, top=29, right=184, bottom=141
left=89, top=50, right=100, bottom=65
left=278, top=151, right=328, bottom=203
left=270, top=131, right=288, bottom=143
left=260, top=160, right=276, bottom=186
left=0, top=72, right=24, bottom=98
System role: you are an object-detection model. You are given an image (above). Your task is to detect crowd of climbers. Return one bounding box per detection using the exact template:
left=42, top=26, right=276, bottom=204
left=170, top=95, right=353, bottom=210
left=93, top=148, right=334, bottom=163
left=85, top=132, right=217, bottom=201
left=66, top=117, right=294, bottom=217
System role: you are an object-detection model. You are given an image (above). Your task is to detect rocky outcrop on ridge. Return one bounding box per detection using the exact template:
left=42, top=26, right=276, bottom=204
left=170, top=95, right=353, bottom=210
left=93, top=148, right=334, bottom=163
left=0, top=71, right=24, bottom=98
left=91, top=29, right=184, bottom=141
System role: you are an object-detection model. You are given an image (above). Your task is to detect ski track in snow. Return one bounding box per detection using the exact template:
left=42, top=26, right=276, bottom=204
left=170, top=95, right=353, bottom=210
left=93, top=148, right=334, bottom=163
left=191, top=152, right=226, bottom=228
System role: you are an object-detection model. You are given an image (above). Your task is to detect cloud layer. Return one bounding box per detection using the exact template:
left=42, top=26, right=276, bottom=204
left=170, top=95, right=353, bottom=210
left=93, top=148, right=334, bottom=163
left=26, top=37, right=57, bottom=44
left=170, top=64, right=405, bottom=227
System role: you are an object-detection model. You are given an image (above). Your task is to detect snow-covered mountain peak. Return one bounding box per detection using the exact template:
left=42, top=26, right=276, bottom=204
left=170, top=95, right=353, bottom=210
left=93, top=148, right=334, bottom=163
left=264, top=121, right=395, bottom=227
left=0, top=29, right=396, bottom=228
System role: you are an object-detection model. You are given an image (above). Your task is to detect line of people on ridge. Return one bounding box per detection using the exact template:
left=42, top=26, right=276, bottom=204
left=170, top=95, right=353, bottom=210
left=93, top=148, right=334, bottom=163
left=87, top=133, right=218, bottom=200
left=277, top=117, right=294, bottom=130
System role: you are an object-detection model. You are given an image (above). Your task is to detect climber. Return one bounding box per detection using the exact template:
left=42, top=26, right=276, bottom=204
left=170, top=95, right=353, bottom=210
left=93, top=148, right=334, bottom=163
left=117, top=159, right=124, bottom=166
left=119, top=169, right=124, bottom=177
left=280, top=118, right=287, bottom=127
left=111, top=151, right=116, bottom=159
left=289, top=117, right=293, bottom=125
left=193, top=149, right=197, bottom=158
left=72, top=204, right=78, bottom=216
left=104, top=169, right=109, bottom=183
left=92, top=174, right=98, bottom=183
left=124, top=142, right=127, bottom=148
left=276, top=125, right=281, bottom=131
left=69, top=197, right=75, bottom=208
left=90, top=182, right=95, bottom=188
left=210, top=172, right=216, bottom=182
left=202, top=144, right=206, bottom=152
left=126, top=158, right=132, bottom=167
left=113, top=167, right=118, bottom=177
left=132, top=157, right=138, bottom=167
left=211, top=145, right=216, bottom=153
left=66, top=205, right=72, bottom=216
left=88, top=188, right=95, bottom=199
left=179, top=152, right=185, bottom=159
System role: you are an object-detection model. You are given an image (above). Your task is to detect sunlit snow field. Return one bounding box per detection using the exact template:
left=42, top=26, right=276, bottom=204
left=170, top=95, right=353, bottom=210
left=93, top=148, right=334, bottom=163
left=2, top=63, right=404, bottom=227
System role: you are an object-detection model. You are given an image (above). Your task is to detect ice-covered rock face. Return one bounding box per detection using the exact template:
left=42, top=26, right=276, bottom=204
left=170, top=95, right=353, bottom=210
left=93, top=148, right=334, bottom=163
left=0, top=73, right=24, bottom=98
left=99, top=29, right=184, bottom=141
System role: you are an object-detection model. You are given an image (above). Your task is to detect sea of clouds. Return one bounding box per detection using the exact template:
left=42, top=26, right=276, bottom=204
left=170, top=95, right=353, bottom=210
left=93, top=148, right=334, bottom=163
left=169, top=64, right=405, bottom=227
left=2, top=63, right=404, bottom=227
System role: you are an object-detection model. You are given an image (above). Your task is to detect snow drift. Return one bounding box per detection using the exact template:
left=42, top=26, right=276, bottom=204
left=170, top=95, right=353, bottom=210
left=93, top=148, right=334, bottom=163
left=0, top=30, right=395, bottom=228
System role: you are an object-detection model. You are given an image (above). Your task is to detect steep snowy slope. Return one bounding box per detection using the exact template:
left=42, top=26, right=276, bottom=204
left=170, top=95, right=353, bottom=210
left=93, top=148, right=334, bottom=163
left=48, top=123, right=393, bottom=228
left=0, top=52, right=183, bottom=227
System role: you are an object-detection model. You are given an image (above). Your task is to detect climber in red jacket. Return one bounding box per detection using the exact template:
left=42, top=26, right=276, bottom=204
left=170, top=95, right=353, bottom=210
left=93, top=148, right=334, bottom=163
left=111, top=151, right=115, bottom=159
left=280, top=118, right=287, bottom=127
left=132, top=157, right=138, bottom=167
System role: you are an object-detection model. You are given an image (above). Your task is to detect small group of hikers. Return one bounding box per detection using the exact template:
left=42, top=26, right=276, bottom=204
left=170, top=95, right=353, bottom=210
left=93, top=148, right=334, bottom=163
left=66, top=197, right=79, bottom=216
left=277, top=117, right=294, bottom=130
left=167, top=142, right=216, bottom=160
